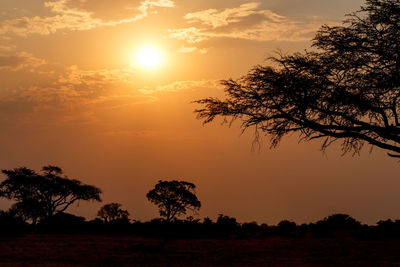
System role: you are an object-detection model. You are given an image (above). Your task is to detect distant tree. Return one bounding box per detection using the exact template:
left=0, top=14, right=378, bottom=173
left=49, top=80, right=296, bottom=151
left=216, top=214, right=238, bottom=234
left=216, top=214, right=238, bottom=226
left=203, top=217, right=213, bottom=225
left=316, top=214, right=362, bottom=231
left=146, top=180, right=201, bottom=222
left=376, top=219, right=400, bottom=234
left=185, top=215, right=200, bottom=223
left=0, top=166, right=102, bottom=224
left=97, top=203, right=130, bottom=223
left=277, top=220, right=297, bottom=236
left=241, top=222, right=260, bottom=235
left=196, top=0, right=400, bottom=157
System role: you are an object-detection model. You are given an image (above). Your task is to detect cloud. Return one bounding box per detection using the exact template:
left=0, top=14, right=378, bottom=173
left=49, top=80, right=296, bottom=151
left=68, top=0, right=173, bottom=21
left=90, top=94, right=158, bottom=110
left=51, top=65, right=144, bottom=108
left=177, top=46, right=198, bottom=53
left=184, top=2, right=282, bottom=28
left=169, top=27, right=206, bottom=43
left=177, top=46, right=208, bottom=54
left=0, top=84, right=91, bottom=126
left=139, top=0, right=175, bottom=13
left=169, top=2, right=324, bottom=43
left=0, top=44, right=16, bottom=52
left=0, top=52, right=46, bottom=71
left=1, top=63, right=138, bottom=106
left=0, top=63, right=219, bottom=127
left=0, top=64, right=154, bottom=125
left=139, top=79, right=220, bottom=94
left=0, top=0, right=175, bottom=36
left=58, top=65, right=136, bottom=85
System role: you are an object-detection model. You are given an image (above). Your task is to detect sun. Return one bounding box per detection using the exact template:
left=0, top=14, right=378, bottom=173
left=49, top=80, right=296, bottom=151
left=134, top=46, right=163, bottom=69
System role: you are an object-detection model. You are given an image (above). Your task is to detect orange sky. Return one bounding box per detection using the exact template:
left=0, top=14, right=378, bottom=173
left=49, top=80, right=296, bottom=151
left=2, top=0, right=399, bottom=225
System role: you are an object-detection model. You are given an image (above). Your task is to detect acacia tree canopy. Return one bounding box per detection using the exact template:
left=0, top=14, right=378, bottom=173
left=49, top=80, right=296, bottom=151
left=0, top=166, right=102, bottom=224
left=147, top=180, right=201, bottom=222
left=196, top=0, right=400, bottom=157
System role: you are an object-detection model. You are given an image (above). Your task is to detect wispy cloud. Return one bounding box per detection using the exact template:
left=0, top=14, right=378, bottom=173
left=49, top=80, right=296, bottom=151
left=58, top=65, right=136, bottom=85
left=184, top=2, right=282, bottom=28
left=139, top=79, right=220, bottom=94
left=54, top=65, right=141, bottom=105
left=169, top=2, right=324, bottom=43
left=177, top=46, right=208, bottom=54
left=0, top=44, right=16, bottom=52
left=0, top=52, right=46, bottom=71
left=0, top=63, right=151, bottom=125
left=0, top=0, right=175, bottom=36
left=177, top=46, right=198, bottom=53
left=169, top=27, right=206, bottom=43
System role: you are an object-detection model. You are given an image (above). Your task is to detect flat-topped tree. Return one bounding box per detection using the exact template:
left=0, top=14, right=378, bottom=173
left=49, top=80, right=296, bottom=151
left=147, top=180, right=201, bottom=222
left=0, top=165, right=102, bottom=224
left=196, top=0, right=400, bottom=157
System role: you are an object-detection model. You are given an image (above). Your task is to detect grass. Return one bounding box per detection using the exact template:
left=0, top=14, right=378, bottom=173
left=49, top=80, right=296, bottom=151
left=1, top=235, right=400, bottom=266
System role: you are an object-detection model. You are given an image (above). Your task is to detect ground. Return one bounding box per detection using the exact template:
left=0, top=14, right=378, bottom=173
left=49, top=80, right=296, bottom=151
left=1, top=235, right=400, bottom=266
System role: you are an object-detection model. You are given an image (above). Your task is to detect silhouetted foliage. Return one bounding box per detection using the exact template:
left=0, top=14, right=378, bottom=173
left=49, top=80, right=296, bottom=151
left=241, top=222, right=260, bottom=236
left=2, top=207, right=400, bottom=239
left=216, top=214, right=238, bottom=226
left=310, top=214, right=362, bottom=237
left=370, top=219, right=400, bottom=238
left=97, top=203, right=130, bottom=223
left=196, top=0, right=400, bottom=157
left=317, top=214, right=362, bottom=231
left=216, top=214, right=239, bottom=235
left=37, top=212, right=86, bottom=234
left=0, top=210, right=28, bottom=236
left=185, top=215, right=200, bottom=223
left=7, top=198, right=44, bottom=224
left=146, top=180, right=201, bottom=222
left=277, top=220, right=297, bottom=236
left=0, top=166, right=102, bottom=224
left=377, top=219, right=399, bottom=230
left=203, top=217, right=213, bottom=225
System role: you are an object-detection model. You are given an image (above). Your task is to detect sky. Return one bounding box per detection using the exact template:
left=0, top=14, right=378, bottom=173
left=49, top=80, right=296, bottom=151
left=2, top=0, right=399, bottom=225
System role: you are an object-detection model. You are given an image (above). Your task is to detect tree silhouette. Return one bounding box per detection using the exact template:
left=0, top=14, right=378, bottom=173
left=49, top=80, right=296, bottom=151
left=316, top=214, right=361, bottom=231
left=147, top=180, right=201, bottom=222
left=0, top=210, right=27, bottom=236
left=0, top=166, right=102, bottom=224
left=97, top=203, right=130, bottom=223
left=196, top=0, right=400, bottom=157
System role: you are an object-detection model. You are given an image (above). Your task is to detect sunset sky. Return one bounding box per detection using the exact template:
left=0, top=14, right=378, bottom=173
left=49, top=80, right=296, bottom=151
left=1, top=0, right=399, bottom=225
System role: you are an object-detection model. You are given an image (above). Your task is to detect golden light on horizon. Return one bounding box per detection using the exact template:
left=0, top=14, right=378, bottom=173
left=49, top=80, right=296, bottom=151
left=134, top=46, right=163, bottom=69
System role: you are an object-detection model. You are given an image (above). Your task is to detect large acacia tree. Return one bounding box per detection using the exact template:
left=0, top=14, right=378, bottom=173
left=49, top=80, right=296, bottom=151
left=147, top=180, right=201, bottom=222
left=0, top=166, right=102, bottom=224
left=196, top=0, right=400, bottom=157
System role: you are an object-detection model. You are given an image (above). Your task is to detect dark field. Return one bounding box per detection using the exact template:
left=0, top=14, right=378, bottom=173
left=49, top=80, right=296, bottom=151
left=1, top=235, right=400, bottom=266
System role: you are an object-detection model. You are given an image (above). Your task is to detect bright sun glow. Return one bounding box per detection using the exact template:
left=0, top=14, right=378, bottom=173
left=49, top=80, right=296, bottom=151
left=135, top=46, right=163, bottom=69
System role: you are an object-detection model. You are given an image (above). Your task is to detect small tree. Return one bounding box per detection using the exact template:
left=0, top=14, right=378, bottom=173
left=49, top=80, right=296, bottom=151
left=97, top=203, right=130, bottom=223
left=146, top=180, right=201, bottom=222
left=196, top=0, right=400, bottom=157
left=0, top=166, right=102, bottom=224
